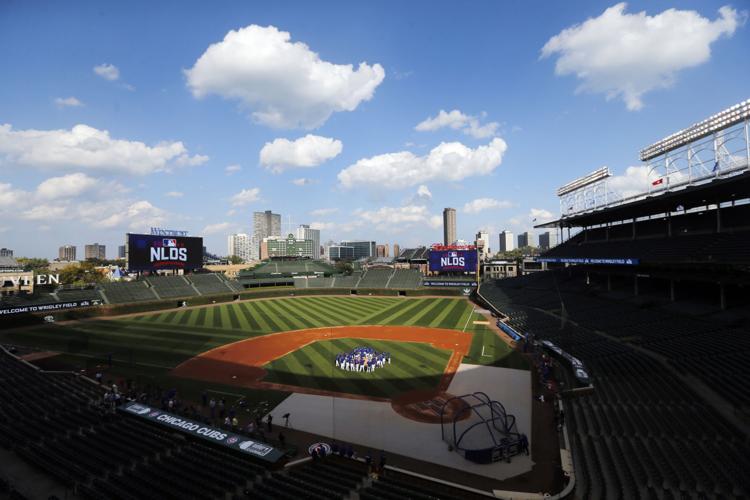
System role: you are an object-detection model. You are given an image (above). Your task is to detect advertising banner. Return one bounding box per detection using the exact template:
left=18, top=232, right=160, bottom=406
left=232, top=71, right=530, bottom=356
left=428, top=249, right=478, bottom=272
left=536, top=257, right=639, bottom=266
left=0, top=299, right=102, bottom=316
left=127, top=233, right=203, bottom=272
left=118, top=401, right=284, bottom=463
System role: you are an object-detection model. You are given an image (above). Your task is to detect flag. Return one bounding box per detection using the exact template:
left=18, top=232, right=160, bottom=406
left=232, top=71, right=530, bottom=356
left=712, top=161, right=719, bottom=172
left=652, top=178, right=664, bottom=186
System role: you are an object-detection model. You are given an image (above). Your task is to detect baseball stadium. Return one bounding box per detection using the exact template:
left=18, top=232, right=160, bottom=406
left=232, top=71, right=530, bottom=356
left=1, top=8, right=750, bottom=499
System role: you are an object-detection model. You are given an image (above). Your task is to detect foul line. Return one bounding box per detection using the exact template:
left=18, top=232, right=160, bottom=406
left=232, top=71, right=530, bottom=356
left=461, top=307, right=475, bottom=333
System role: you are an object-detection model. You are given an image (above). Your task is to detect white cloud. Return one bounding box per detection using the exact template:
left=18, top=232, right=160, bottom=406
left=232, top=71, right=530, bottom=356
left=54, top=97, right=84, bottom=108
left=165, top=191, right=184, bottom=198
left=355, top=205, right=442, bottom=231
left=93, top=63, right=120, bottom=81
left=463, top=197, right=513, bottom=214
left=291, top=177, right=315, bottom=186
left=310, top=208, right=339, bottom=217
left=0, top=123, right=207, bottom=175
left=230, top=187, right=261, bottom=206
left=95, top=200, right=166, bottom=230
left=416, top=185, right=432, bottom=200
left=529, top=208, right=555, bottom=221
left=415, top=109, right=499, bottom=139
left=225, top=164, right=242, bottom=175
left=260, top=134, right=342, bottom=173
left=185, top=25, right=385, bottom=129
left=226, top=209, right=237, bottom=216
left=310, top=221, right=336, bottom=230
left=607, top=165, right=650, bottom=198
left=541, top=4, right=744, bottom=110
left=338, top=138, right=508, bottom=190
left=0, top=183, right=25, bottom=208
left=36, top=173, right=99, bottom=200
left=202, top=222, right=231, bottom=235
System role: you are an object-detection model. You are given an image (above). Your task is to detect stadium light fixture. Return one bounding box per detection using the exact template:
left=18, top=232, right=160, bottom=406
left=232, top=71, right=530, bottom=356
left=640, top=98, right=750, bottom=161
left=556, top=166, right=611, bottom=197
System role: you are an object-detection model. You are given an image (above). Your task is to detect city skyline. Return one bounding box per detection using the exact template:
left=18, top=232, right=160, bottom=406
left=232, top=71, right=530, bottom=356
left=1, top=2, right=747, bottom=258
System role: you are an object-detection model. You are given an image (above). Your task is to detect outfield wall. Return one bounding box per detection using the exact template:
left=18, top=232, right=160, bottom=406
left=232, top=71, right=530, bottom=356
left=6, top=286, right=465, bottom=325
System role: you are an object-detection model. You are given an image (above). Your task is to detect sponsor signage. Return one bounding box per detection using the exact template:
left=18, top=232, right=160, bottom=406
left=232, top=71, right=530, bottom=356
left=536, top=257, right=640, bottom=266
left=422, top=280, right=478, bottom=287
left=0, top=299, right=101, bottom=316
left=428, top=249, right=478, bottom=272
left=119, top=401, right=284, bottom=463
left=151, top=227, right=189, bottom=237
left=127, top=233, right=203, bottom=272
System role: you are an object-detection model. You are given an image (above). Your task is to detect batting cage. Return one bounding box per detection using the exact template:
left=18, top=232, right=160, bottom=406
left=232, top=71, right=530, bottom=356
left=440, top=392, right=525, bottom=464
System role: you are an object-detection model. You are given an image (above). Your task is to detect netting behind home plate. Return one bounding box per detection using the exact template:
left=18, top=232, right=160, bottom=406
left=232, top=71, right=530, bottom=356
left=440, top=392, right=523, bottom=464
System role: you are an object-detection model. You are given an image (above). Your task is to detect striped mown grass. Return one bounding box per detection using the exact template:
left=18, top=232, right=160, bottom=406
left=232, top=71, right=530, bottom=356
left=262, top=338, right=452, bottom=399
left=0, top=296, right=474, bottom=370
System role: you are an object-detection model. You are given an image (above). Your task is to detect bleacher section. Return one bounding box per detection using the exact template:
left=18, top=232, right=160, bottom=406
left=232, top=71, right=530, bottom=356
left=332, top=273, right=362, bottom=288
left=295, top=268, right=423, bottom=290
left=479, top=273, right=750, bottom=498
left=355, top=268, right=393, bottom=288
left=145, top=275, right=198, bottom=298
left=544, top=230, right=750, bottom=264
left=54, top=288, right=104, bottom=303
left=188, top=273, right=237, bottom=294
left=385, top=269, right=422, bottom=289
left=99, top=281, right=158, bottom=304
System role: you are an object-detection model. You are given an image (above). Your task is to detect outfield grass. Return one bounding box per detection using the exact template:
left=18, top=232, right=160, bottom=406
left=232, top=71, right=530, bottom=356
left=263, top=338, right=451, bottom=399
left=462, top=312, right=529, bottom=370
left=1, top=296, right=474, bottom=369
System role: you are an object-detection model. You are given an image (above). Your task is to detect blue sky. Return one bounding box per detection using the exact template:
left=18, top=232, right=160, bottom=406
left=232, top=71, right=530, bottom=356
left=0, top=0, right=747, bottom=258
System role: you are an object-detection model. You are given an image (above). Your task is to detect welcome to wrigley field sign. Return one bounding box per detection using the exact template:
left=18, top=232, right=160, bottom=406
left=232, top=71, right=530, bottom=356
left=118, top=401, right=285, bottom=463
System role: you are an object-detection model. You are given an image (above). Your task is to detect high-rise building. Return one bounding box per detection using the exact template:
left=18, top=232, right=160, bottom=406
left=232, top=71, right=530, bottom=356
left=328, top=245, right=355, bottom=261
left=340, top=240, right=376, bottom=260
left=538, top=231, right=558, bottom=250
left=376, top=244, right=389, bottom=258
left=443, top=208, right=456, bottom=245
left=296, top=225, right=321, bottom=259
left=228, top=233, right=253, bottom=262
left=117, top=245, right=126, bottom=259
left=518, top=232, right=535, bottom=248
left=84, top=243, right=105, bottom=260
left=393, top=243, right=400, bottom=258
left=0, top=248, right=13, bottom=257
left=58, top=245, right=76, bottom=261
left=252, top=210, right=281, bottom=260
left=475, top=231, right=490, bottom=260
left=499, top=231, right=515, bottom=252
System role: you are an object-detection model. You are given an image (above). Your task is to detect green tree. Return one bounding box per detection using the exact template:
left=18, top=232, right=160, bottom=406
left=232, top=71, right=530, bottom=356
left=334, top=260, right=353, bottom=275
left=16, top=257, right=50, bottom=272
left=228, top=255, right=244, bottom=265
left=59, top=262, right=110, bottom=286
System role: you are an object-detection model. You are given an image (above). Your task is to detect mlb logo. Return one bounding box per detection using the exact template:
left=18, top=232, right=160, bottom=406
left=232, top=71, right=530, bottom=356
left=449, top=251, right=457, bottom=257
left=163, top=239, right=177, bottom=247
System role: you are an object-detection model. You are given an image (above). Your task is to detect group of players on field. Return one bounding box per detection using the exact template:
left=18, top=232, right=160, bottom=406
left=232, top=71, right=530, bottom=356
left=335, top=346, right=391, bottom=373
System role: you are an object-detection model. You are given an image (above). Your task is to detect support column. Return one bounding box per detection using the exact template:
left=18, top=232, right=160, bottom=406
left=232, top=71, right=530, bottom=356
left=716, top=203, right=722, bottom=233
left=719, top=283, right=726, bottom=310
left=634, top=275, right=639, bottom=296
left=667, top=211, right=672, bottom=237
left=607, top=274, right=612, bottom=291
left=632, top=219, right=637, bottom=240
left=670, top=279, right=675, bottom=302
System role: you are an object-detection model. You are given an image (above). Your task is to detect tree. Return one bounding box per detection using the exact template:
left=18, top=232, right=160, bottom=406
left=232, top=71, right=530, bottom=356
left=334, top=260, right=353, bottom=275
left=16, top=257, right=50, bottom=272
left=59, top=262, right=110, bottom=286
left=228, top=255, right=244, bottom=265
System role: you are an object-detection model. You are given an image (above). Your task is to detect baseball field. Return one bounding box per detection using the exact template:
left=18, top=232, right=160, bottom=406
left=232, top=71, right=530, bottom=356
left=0, top=295, right=527, bottom=408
